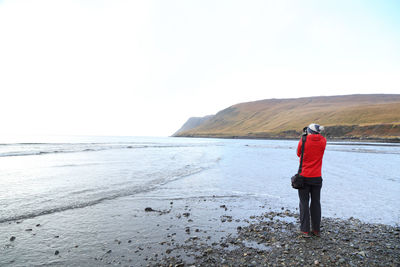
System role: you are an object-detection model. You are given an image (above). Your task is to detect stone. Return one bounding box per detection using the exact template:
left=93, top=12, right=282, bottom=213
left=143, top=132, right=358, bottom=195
left=357, top=251, right=366, bottom=257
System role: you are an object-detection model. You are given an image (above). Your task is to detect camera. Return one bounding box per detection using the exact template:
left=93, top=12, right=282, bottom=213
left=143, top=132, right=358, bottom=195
left=302, top=127, right=308, bottom=136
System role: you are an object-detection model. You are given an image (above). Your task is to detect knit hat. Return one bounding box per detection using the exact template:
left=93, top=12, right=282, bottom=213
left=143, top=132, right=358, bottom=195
left=307, top=123, right=324, bottom=134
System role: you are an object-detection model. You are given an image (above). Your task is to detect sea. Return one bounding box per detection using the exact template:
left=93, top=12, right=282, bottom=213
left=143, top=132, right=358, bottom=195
left=0, top=136, right=399, bottom=266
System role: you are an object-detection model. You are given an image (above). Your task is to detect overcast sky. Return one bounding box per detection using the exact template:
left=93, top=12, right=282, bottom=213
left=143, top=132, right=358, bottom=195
left=1, top=0, right=399, bottom=137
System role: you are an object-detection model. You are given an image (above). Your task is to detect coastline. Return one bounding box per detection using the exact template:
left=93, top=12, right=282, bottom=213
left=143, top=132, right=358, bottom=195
left=1, top=137, right=399, bottom=266
left=172, top=135, right=400, bottom=144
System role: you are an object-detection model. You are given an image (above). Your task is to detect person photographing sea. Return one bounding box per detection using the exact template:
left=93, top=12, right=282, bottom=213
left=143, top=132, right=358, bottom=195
left=297, top=123, right=327, bottom=237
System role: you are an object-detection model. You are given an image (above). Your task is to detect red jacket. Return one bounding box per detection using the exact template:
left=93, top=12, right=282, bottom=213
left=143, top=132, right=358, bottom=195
left=297, top=134, right=326, bottom=177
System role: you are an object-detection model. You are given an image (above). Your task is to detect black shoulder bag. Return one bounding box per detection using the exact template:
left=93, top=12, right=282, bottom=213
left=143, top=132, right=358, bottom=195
left=291, top=134, right=307, bottom=189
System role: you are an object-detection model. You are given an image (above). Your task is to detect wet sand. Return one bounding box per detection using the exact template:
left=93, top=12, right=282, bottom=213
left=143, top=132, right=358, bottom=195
left=3, top=196, right=399, bottom=266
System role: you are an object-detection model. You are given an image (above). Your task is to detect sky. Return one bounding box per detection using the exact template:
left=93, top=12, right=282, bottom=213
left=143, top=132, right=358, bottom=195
left=0, top=0, right=399, bottom=137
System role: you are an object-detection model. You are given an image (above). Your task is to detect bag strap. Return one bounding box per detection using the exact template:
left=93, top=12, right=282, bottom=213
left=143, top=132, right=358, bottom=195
left=298, top=135, right=307, bottom=175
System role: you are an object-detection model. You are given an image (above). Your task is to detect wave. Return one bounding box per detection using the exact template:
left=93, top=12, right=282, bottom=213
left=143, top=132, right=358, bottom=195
left=0, top=143, right=216, bottom=158
left=0, top=148, right=107, bottom=157
left=0, top=165, right=210, bottom=224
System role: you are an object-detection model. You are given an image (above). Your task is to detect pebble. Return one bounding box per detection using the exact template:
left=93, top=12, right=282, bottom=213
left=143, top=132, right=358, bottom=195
left=146, top=210, right=400, bottom=267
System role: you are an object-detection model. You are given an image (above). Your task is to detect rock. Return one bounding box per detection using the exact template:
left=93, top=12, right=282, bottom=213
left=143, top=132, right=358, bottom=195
left=357, top=251, right=367, bottom=257
left=314, top=260, right=319, bottom=265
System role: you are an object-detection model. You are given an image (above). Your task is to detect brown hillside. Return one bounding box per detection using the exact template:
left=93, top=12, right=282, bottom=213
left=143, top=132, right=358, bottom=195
left=174, top=94, right=400, bottom=140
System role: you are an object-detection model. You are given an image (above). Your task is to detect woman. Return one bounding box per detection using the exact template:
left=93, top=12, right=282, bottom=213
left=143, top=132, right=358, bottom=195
left=297, top=123, right=326, bottom=237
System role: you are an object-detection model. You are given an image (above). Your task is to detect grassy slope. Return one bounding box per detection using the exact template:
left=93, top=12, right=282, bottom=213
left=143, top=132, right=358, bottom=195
left=175, top=95, right=400, bottom=139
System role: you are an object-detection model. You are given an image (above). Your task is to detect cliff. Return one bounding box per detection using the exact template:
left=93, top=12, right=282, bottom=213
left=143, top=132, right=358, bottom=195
left=173, top=94, right=400, bottom=141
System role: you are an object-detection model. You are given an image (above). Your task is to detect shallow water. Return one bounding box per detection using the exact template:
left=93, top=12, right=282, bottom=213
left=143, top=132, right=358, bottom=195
left=0, top=136, right=399, bottom=266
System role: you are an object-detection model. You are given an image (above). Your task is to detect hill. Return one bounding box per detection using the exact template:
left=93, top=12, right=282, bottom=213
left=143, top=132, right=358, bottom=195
left=173, top=115, right=214, bottom=136
left=173, top=94, right=400, bottom=141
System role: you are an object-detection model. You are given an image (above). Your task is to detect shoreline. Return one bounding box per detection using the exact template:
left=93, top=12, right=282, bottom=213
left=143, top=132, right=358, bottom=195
left=3, top=196, right=399, bottom=266
left=1, top=136, right=399, bottom=266
left=172, top=135, right=400, bottom=144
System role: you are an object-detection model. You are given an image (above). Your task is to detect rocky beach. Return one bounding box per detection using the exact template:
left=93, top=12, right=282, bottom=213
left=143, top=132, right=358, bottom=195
left=5, top=197, right=399, bottom=267
left=99, top=204, right=400, bottom=267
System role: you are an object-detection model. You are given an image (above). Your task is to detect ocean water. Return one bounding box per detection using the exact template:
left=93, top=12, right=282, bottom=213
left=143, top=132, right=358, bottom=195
left=0, top=136, right=399, bottom=266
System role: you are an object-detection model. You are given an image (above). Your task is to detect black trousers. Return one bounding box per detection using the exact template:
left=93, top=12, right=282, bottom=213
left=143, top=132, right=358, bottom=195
left=298, top=177, right=322, bottom=233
